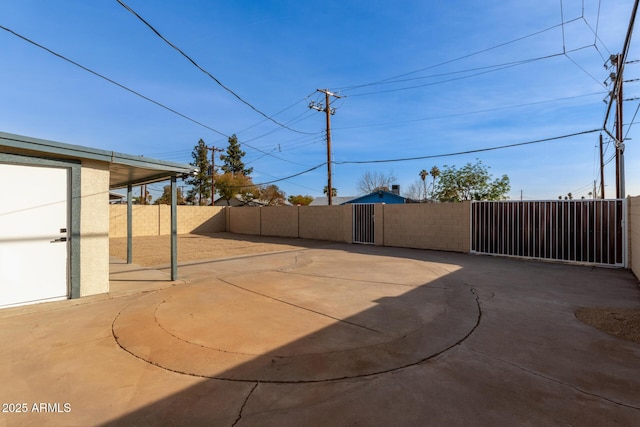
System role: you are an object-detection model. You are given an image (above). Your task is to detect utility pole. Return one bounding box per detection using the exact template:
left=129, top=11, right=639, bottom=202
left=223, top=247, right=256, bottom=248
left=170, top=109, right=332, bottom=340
left=612, top=53, right=625, bottom=199
left=309, top=89, right=342, bottom=205
left=209, top=145, right=223, bottom=205
left=599, top=133, right=605, bottom=199
left=603, top=0, right=638, bottom=199
left=140, top=184, right=148, bottom=205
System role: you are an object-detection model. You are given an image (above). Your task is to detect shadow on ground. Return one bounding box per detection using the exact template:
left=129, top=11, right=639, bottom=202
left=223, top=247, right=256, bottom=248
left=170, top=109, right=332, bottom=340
left=102, top=243, right=640, bottom=426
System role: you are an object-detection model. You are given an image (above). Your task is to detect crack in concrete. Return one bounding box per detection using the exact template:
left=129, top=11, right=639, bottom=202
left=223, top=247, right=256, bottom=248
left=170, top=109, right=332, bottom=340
left=232, top=382, right=259, bottom=427
left=110, top=284, right=482, bottom=385
left=217, top=277, right=382, bottom=335
left=466, top=347, right=640, bottom=411
left=278, top=269, right=447, bottom=289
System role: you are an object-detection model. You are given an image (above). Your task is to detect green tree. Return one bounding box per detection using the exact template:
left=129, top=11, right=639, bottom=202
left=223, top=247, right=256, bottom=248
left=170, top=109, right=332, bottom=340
left=220, top=134, right=253, bottom=176
left=185, top=139, right=211, bottom=205
left=153, top=185, right=186, bottom=205
left=257, top=184, right=287, bottom=206
left=433, top=160, right=510, bottom=202
left=215, top=173, right=255, bottom=205
left=288, top=195, right=314, bottom=206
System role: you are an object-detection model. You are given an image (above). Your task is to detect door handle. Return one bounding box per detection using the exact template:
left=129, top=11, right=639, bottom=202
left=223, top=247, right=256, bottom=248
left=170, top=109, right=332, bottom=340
left=50, top=237, right=68, bottom=243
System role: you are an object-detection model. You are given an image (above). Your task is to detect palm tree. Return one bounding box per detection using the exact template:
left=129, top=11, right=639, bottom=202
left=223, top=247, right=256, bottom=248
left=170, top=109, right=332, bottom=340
left=429, top=166, right=440, bottom=200
left=419, top=169, right=428, bottom=201
left=323, top=185, right=337, bottom=197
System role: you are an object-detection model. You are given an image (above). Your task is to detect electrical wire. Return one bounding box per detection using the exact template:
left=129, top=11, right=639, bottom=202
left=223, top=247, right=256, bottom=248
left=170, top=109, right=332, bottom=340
left=0, top=24, right=228, bottom=138
left=345, top=54, right=565, bottom=90
left=0, top=25, right=305, bottom=167
left=334, top=129, right=602, bottom=165
left=226, top=163, right=326, bottom=188
left=336, top=17, right=582, bottom=92
left=233, top=92, right=319, bottom=139
left=563, top=49, right=608, bottom=88
left=624, top=102, right=640, bottom=139
left=560, top=0, right=567, bottom=53
left=334, top=91, right=606, bottom=131
left=345, top=60, right=543, bottom=97
left=115, top=0, right=314, bottom=135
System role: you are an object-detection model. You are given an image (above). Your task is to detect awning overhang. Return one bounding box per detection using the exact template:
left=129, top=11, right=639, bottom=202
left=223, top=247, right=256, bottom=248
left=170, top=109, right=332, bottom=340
left=0, top=131, right=196, bottom=188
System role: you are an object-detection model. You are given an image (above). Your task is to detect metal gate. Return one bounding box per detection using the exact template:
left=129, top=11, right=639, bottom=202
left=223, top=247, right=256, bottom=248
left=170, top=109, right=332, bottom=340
left=471, top=200, right=626, bottom=267
left=353, top=203, right=375, bottom=244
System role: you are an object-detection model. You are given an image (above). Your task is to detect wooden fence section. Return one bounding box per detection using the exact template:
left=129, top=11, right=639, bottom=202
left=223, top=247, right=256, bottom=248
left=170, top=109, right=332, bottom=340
left=471, top=200, right=626, bottom=266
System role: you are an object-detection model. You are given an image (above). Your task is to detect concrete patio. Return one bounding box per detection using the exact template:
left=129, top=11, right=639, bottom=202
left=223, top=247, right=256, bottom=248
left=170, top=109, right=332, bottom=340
left=1, top=240, right=639, bottom=426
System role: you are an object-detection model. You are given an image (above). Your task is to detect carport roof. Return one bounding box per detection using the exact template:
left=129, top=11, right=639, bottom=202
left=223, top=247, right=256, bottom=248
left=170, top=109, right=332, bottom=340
left=0, top=131, right=196, bottom=189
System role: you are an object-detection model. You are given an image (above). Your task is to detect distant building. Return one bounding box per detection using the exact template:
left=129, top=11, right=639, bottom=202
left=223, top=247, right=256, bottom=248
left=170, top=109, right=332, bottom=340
left=309, top=196, right=356, bottom=206
left=344, top=189, right=413, bottom=205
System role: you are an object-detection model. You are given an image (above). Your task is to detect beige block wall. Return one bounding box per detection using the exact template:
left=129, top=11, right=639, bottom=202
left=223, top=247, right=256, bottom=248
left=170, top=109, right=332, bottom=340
left=133, top=205, right=161, bottom=236
left=80, top=160, right=110, bottom=296
left=628, top=196, right=640, bottom=277
left=261, top=206, right=299, bottom=237
left=109, top=205, right=226, bottom=237
left=109, top=205, right=128, bottom=238
left=299, top=205, right=352, bottom=242
left=374, top=204, right=385, bottom=246
left=382, top=202, right=471, bottom=252
left=109, top=203, right=471, bottom=253
left=229, top=207, right=261, bottom=235
left=160, top=205, right=226, bottom=234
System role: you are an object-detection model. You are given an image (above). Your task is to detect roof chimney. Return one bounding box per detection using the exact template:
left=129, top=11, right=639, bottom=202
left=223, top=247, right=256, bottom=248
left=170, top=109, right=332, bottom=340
left=391, top=184, right=400, bottom=195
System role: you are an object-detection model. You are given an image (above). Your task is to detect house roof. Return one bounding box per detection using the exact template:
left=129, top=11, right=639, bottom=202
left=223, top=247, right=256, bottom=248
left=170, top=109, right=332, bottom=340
left=309, top=196, right=357, bottom=206
left=345, top=190, right=411, bottom=204
left=0, top=131, right=196, bottom=189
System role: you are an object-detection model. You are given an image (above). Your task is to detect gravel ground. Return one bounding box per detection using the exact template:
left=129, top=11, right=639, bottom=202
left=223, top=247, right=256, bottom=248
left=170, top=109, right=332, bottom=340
left=110, top=232, right=640, bottom=344
left=575, top=307, right=640, bottom=344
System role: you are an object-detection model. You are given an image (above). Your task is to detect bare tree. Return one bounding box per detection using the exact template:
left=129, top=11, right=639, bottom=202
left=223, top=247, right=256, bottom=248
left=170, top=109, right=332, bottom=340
left=357, top=171, right=397, bottom=194
left=403, top=179, right=423, bottom=200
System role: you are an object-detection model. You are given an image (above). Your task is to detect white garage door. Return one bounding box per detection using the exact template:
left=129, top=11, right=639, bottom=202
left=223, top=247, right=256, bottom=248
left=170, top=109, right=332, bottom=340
left=0, top=164, right=69, bottom=308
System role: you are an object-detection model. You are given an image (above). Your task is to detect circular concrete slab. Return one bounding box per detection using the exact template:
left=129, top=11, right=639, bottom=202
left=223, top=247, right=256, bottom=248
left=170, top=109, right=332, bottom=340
left=112, top=252, right=480, bottom=383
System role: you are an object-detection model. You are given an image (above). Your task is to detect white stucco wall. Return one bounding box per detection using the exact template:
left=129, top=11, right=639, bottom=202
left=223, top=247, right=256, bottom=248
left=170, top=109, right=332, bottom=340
left=80, top=160, right=110, bottom=296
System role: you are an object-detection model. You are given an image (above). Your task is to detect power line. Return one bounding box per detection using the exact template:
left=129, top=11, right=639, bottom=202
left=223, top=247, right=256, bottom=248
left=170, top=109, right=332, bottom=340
left=0, top=24, right=228, bottom=138
left=624, top=102, right=640, bottom=139
left=346, top=54, right=562, bottom=89
left=334, top=129, right=602, bottom=165
left=116, top=0, right=314, bottom=135
left=233, top=92, right=318, bottom=137
left=230, top=163, right=326, bottom=188
left=0, top=23, right=310, bottom=168
left=336, top=17, right=582, bottom=92
left=334, top=91, right=606, bottom=131
left=343, top=47, right=595, bottom=97
left=563, top=44, right=609, bottom=88
left=345, top=55, right=562, bottom=97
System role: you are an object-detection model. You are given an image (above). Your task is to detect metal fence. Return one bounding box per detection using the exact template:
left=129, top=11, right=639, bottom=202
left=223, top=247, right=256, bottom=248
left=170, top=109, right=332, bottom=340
left=471, top=200, right=626, bottom=267
left=352, top=203, right=375, bottom=244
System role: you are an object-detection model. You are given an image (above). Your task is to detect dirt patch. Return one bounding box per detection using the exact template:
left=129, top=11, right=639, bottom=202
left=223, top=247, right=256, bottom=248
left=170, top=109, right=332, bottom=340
left=110, top=232, right=332, bottom=267
left=575, top=307, right=640, bottom=344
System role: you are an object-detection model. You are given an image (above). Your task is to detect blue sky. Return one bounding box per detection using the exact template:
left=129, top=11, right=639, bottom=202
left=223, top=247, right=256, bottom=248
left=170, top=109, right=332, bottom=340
left=1, top=0, right=639, bottom=201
